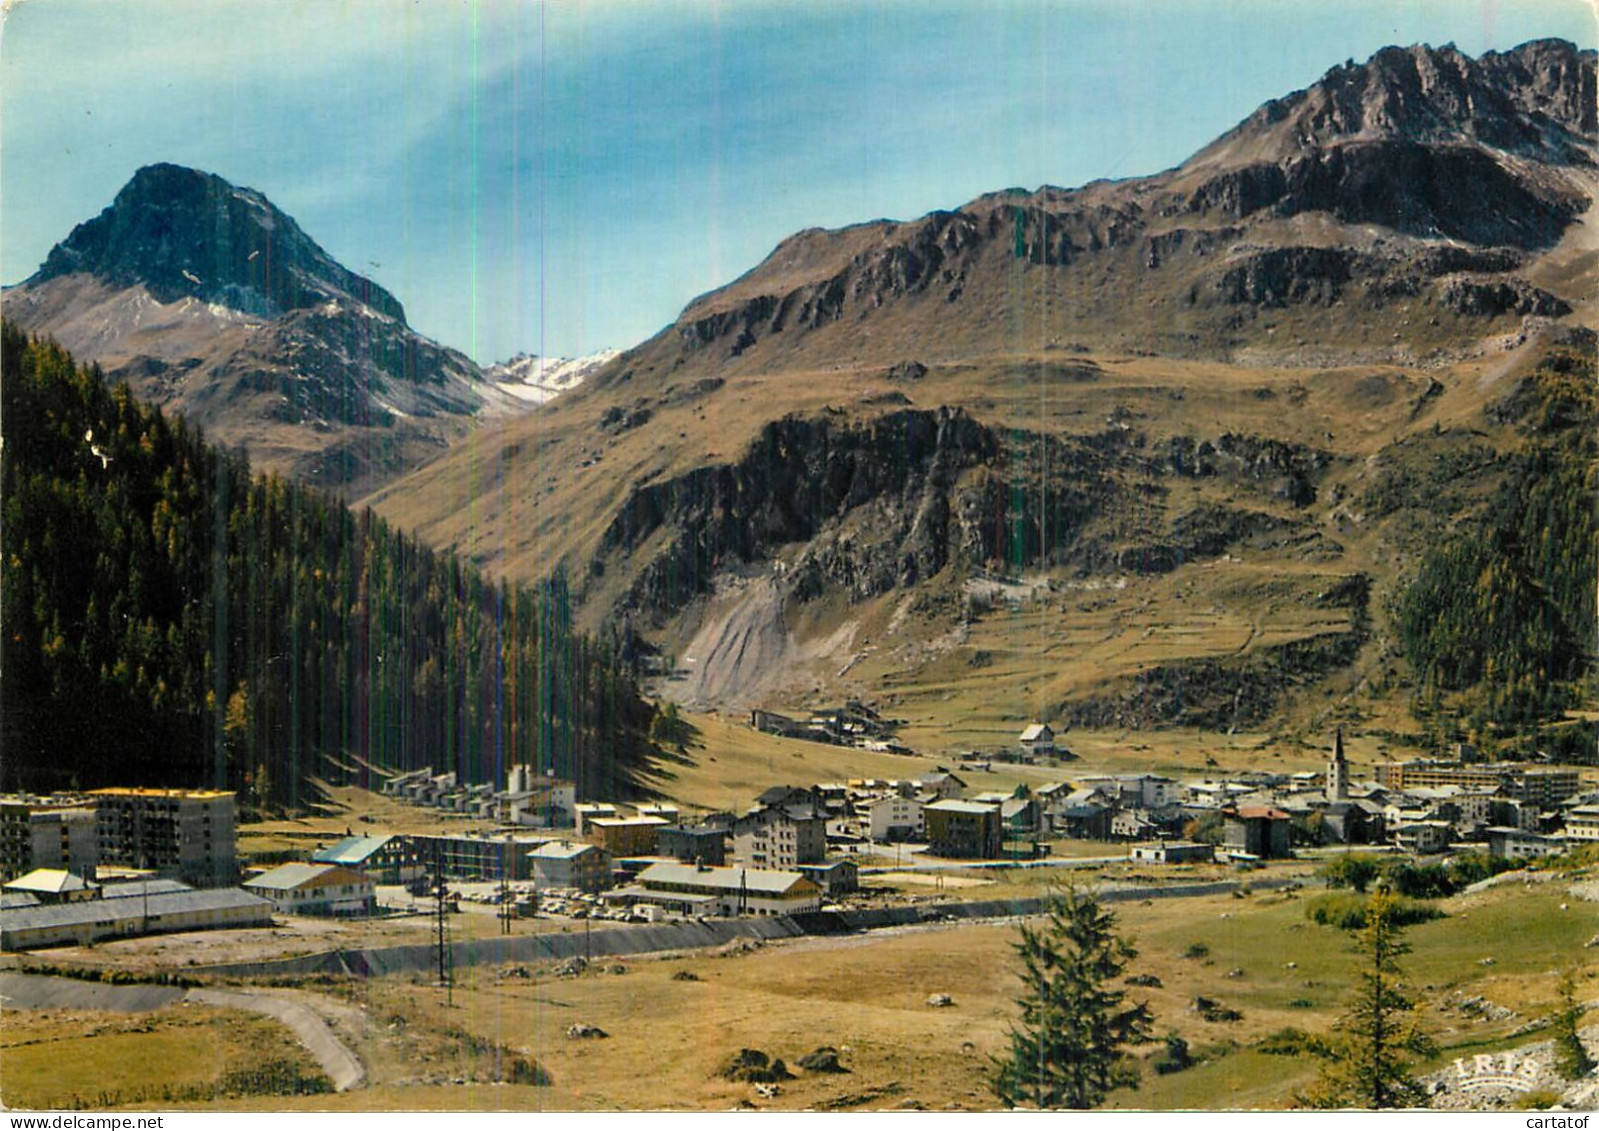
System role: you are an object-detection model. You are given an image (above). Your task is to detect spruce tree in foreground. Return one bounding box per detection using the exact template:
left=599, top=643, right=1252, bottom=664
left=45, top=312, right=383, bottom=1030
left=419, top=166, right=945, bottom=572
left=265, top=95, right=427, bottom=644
left=1302, top=885, right=1436, bottom=1108
left=993, top=886, right=1153, bottom=1109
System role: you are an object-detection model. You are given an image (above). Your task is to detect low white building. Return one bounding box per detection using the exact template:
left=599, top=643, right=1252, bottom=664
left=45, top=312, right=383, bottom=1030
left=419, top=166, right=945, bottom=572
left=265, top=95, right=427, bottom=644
left=1, top=888, right=273, bottom=950
left=244, top=863, right=375, bottom=916
left=629, top=862, right=821, bottom=917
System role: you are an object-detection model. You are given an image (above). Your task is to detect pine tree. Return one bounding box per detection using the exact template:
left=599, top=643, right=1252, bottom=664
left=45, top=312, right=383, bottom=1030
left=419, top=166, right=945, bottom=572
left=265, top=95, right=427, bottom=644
left=993, top=885, right=1153, bottom=1109
left=1302, top=885, right=1436, bottom=1109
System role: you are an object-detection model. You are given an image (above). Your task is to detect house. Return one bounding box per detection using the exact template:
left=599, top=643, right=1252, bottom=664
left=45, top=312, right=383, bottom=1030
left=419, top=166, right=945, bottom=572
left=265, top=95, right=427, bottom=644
left=586, top=817, right=668, bottom=859
left=1110, top=809, right=1161, bottom=842
left=1128, top=842, right=1214, bottom=865
left=1018, top=723, right=1056, bottom=757
left=924, top=800, right=1002, bottom=859
left=798, top=859, right=859, bottom=897
left=635, top=803, right=681, bottom=826
left=1051, top=794, right=1114, bottom=840
left=573, top=803, right=620, bottom=835
left=0, top=888, right=274, bottom=951
left=733, top=805, right=827, bottom=868
left=999, top=796, right=1041, bottom=837
left=1564, top=804, right=1599, bottom=842
left=1079, top=774, right=1183, bottom=810
left=629, top=862, right=822, bottom=917
left=861, top=794, right=924, bottom=843
left=1223, top=806, right=1292, bottom=859
left=1317, top=800, right=1385, bottom=846
left=312, top=834, right=426, bottom=884
left=914, top=772, right=968, bottom=801
left=527, top=841, right=610, bottom=893
left=243, top=863, right=375, bottom=916
left=657, top=824, right=728, bottom=867
left=1486, top=826, right=1566, bottom=860
left=3, top=868, right=99, bottom=904
left=1391, top=821, right=1452, bottom=855
left=497, top=775, right=577, bottom=828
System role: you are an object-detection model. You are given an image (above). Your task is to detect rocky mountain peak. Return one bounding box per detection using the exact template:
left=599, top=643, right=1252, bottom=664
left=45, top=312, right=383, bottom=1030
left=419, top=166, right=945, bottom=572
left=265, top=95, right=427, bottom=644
left=1212, top=38, right=1595, bottom=165
left=30, top=162, right=407, bottom=323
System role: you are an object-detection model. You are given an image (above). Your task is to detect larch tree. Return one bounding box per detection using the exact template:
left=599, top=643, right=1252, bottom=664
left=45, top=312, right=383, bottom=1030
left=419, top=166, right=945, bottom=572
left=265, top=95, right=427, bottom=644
left=1302, top=885, right=1436, bottom=1109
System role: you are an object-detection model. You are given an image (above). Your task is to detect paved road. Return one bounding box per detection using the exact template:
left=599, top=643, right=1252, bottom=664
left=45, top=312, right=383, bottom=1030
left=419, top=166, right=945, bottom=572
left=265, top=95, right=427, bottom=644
left=185, top=988, right=365, bottom=1091
left=0, top=972, right=364, bottom=1093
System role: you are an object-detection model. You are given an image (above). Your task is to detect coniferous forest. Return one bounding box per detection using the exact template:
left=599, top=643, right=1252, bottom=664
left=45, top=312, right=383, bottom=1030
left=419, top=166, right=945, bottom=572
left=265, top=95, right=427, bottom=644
left=1, top=323, right=659, bottom=809
left=1395, top=329, right=1597, bottom=752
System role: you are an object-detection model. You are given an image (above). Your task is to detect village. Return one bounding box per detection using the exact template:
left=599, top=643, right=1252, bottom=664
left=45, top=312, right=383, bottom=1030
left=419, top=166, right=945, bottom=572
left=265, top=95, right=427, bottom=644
left=1, top=716, right=1593, bottom=956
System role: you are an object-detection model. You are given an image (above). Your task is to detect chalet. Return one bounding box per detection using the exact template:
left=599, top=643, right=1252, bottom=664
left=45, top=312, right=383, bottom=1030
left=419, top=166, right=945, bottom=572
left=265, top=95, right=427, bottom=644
left=1018, top=723, right=1056, bottom=757
left=629, top=862, right=821, bottom=917
left=924, top=800, right=1002, bottom=859
left=1049, top=789, right=1114, bottom=840
left=798, top=859, right=859, bottom=897
left=915, top=772, right=968, bottom=801
left=527, top=841, right=610, bottom=893
left=244, top=863, right=375, bottom=916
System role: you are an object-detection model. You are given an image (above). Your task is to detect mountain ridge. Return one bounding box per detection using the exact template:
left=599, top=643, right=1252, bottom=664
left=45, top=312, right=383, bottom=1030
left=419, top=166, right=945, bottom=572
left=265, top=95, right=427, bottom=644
left=367, top=38, right=1597, bottom=748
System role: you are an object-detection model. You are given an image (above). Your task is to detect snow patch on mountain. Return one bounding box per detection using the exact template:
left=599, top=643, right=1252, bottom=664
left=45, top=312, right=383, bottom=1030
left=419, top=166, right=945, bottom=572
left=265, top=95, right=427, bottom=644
left=488, top=349, right=620, bottom=406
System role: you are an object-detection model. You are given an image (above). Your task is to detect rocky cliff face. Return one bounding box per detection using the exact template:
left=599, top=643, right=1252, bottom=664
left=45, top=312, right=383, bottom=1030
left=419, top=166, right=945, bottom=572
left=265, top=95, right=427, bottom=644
left=367, top=39, right=1594, bottom=733
left=595, top=39, right=1592, bottom=376
left=31, top=163, right=408, bottom=322
left=4, top=164, right=514, bottom=496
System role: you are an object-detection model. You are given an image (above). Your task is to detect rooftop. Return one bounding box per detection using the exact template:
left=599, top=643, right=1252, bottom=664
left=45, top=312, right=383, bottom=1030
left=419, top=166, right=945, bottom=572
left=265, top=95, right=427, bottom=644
left=1, top=888, right=272, bottom=933
left=3, top=869, right=96, bottom=895
left=637, top=862, right=817, bottom=895
left=244, top=863, right=370, bottom=891
left=87, top=788, right=234, bottom=800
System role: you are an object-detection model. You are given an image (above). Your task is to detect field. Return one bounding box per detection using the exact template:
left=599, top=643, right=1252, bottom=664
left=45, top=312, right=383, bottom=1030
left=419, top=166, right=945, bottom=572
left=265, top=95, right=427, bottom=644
left=19, top=873, right=1585, bottom=1113
left=0, top=1004, right=329, bottom=1110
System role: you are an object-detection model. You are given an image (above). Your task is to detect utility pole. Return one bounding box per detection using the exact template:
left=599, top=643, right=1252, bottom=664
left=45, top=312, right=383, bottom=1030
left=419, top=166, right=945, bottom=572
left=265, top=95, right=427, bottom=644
left=432, top=848, right=452, bottom=1006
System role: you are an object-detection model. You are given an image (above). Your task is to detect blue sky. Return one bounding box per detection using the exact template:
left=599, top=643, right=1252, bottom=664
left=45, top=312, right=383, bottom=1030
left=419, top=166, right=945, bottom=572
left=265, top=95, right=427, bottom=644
left=2, top=0, right=1593, bottom=363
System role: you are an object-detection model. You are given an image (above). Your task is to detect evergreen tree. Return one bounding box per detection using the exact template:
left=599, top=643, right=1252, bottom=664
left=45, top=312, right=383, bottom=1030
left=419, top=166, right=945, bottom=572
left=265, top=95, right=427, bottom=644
left=1551, top=967, right=1594, bottom=1081
left=1302, top=885, right=1435, bottom=1109
left=993, top=886, right=1154, bottom=1109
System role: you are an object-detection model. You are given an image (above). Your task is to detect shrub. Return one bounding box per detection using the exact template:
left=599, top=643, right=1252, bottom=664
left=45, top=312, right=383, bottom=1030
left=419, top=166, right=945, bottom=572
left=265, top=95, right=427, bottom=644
left=1182, top=943, right=1211, bottom=959
left=1256, top=1027, right=1314, bottom=1056
left=1305, top=893, right=1445, bottom=930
